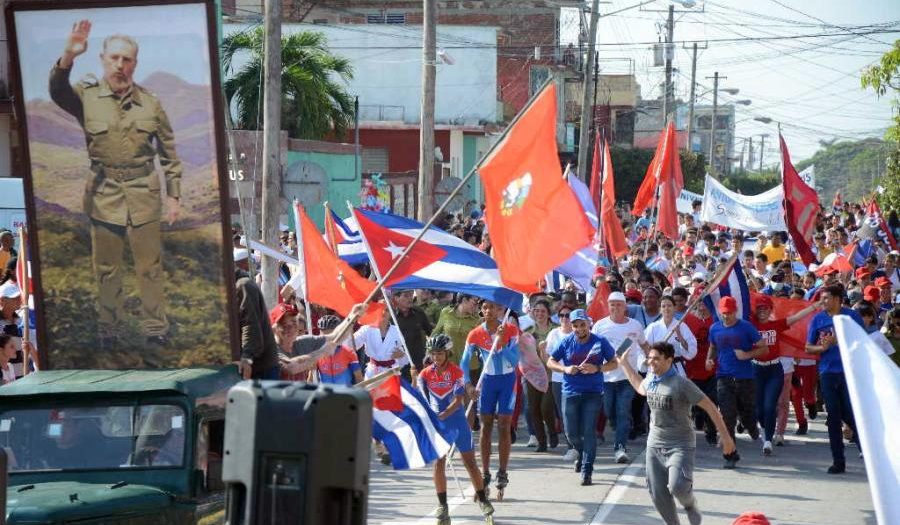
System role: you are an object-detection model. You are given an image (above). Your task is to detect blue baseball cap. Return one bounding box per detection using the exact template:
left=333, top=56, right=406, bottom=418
left=569, top=309, right=591, bottom=324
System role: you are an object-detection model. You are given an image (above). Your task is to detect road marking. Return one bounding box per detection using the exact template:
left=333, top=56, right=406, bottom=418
left=589, top=447, right=647, bottom=525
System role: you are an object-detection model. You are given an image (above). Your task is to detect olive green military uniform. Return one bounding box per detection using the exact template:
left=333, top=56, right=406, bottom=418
left=49, top=62, right=181, bottom=337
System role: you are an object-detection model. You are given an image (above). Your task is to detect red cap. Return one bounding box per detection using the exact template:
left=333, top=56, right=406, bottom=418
left=753, top=295, right=773, bottom=310
left=625, top=289, right=643, bottom=302
left=864, top=285, right=881, bottom=303
left=855, top=267, right=872, bottom=279
left=875, top=276, right=892, bottom=289
left=719, top=296, right=738, bottom=314
left=732, top=512, right=771, bottom=525
left=822, top=266, right=840, bottom=275
left=269, top=302, right=299, bottom=326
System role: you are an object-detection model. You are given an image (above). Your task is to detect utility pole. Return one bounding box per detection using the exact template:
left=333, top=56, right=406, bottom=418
left=706, top=71, right=722, bottom=179
left=417, top=0, right=437, bottom=221
left=684, top=41, right=707, bottom=152
left=748, top=136, right=753, bottom=172
left=759, top=133, right=768, bottom=172
left=260, top=0, right=282, bottom=305
left=662, top=4, right=674, bottom=123
left=577, top=0, right=601, bottom=183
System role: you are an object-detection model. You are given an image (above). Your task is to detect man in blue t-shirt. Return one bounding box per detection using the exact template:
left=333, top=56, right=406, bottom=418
left=548, top=309, right=617, bottom=486
left=805, top=284, right=865, bottom=475
left=706, top=296, right=767, bottom=469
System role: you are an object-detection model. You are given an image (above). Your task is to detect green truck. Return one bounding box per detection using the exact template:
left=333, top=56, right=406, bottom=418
left=0, top=367, right=241, bottom=524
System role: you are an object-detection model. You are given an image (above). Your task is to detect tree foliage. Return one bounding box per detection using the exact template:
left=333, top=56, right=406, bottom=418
left=793, top=138, right=892, bottom=204
left=861, top=39, right=900, bottom=210
left=720, top=169, right=781, bottom=195
left=222, top=28, right=355, bottom=140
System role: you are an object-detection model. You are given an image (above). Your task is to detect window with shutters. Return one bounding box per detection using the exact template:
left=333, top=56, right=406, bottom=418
left=362, top=148, right=389, bottom=174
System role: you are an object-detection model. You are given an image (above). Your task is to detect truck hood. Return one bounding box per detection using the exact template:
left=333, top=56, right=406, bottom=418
left=6, top=481, right=174, bottom=523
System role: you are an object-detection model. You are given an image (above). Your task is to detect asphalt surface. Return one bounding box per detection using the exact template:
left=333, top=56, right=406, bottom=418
left=368, top=413, right=875, bottom=525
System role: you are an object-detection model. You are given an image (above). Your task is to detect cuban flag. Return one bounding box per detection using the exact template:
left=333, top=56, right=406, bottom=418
left=351, top=208, right=523, bottom=312
left=324, top=209, right=368, bottom=265
left=371, top=375, right=458, bottom=470
left=703, top=259, right=752, bottom=322
left=556, top=173, right=605, bottom=292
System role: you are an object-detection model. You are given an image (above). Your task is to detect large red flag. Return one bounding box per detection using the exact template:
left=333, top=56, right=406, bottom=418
left=295, top=203, right=384, bottom=325
left=780, top=134, right=819, bottom=266
left=632, top=123, right=683, bottom=240
left=478, top=83, right=593, bottom=292
left=750, top=292, right=818, bottom=360
left=586, top=279, right=611, bottom=322
left=599, top=139, right=629, bottom=257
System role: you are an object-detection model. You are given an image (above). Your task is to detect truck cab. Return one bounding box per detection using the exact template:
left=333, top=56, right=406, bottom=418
left=0, top=367, right=241, bottom=524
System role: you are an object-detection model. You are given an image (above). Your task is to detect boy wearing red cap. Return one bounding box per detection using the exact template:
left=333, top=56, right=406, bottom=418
left=706, top=296, right=768, bottom=468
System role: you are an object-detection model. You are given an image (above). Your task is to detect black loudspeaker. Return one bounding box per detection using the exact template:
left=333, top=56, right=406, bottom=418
left=223, top=381, right=372, bottom=525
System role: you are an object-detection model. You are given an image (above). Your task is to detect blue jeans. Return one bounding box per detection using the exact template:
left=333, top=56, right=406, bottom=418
left=820, top=372, right=858, bottom=463
left=563, top=391, right=604, bottom=475
left=603, top=379, right=635, bottom=450
left=753, top=361, right=784, bottom=441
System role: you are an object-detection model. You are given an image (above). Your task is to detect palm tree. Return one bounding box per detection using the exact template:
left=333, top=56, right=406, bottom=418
left=222, top=28, right=354, bottom=140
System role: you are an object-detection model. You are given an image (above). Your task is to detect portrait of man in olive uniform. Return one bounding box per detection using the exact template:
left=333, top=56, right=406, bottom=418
left=49, top=20, right=180, bottom=347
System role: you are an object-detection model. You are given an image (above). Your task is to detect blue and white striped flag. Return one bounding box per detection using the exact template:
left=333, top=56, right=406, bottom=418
left=703, top=259, right=752, bottom=322
left=372, top=377, right=458, bottom=470
left=326, top=209, right=368, bottom=265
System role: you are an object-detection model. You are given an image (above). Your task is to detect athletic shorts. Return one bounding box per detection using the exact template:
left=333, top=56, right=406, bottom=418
left=446, top=414, right=474, bottom=453
left=479, top=372, right=517, bottom=416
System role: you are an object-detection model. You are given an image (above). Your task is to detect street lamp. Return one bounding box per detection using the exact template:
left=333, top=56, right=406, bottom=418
left=754, top=116, right=774, bottom=124
left=735, top=99, right=752, bottom=106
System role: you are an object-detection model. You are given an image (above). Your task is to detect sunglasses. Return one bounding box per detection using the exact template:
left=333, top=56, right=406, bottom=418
left=558, top=312, right=571, bottom=318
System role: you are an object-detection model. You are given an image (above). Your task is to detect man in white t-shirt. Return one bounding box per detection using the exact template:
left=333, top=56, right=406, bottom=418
left=592, top=292, right=651, bottom=464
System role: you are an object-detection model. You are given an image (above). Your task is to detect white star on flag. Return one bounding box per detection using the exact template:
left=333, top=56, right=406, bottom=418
left=384, top=241, right=406, bottom=260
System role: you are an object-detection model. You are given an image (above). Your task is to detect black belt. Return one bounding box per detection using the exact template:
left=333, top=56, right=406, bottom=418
left=92, top=160, right=154, bottom=182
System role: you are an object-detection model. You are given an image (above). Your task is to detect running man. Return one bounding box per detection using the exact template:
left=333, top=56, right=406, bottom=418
left=619, top=341, right=736, bottom=525
left=461, top=301, right=520, bottom=496
left=418, top=335, right=494, bottom=524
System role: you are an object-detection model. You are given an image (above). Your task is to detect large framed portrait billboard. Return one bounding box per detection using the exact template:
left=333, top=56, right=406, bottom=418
left=6, top=0, right=238, bottom=368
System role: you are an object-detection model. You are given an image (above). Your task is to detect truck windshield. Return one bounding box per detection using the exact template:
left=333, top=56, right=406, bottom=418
left=0, top=404, right=186, bottom=472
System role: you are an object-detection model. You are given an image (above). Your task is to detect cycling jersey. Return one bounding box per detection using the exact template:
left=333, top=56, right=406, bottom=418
left=317, top=346, right=361, bottom=386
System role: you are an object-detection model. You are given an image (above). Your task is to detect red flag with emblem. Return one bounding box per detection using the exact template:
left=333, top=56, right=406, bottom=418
left=477, top=83, right=593, bottom=292
left=294, top=203, right=384, bottom=325
left=780, top=134, right=819, bottom=266
left=352, top=208, right=448, bottom=287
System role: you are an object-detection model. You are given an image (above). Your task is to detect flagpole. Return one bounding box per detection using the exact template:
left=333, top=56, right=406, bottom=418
left=347, top=202, right=418, bottom=381
left=595, top=132, right=608, bottom=270
left=292, top=202, right=320, bottom=383
left=18, top=227, right=32, bottom=374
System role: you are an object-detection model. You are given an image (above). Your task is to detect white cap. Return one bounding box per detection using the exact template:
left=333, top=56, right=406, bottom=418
left=677, top=275, right=692, bottom=287
left=0, top=282, right=21, bottom=299
left=607, top=291, right=626, bottom=303
left=692, top=271, right=706, bottom=281
left=233, top=248, right=250, bottom=262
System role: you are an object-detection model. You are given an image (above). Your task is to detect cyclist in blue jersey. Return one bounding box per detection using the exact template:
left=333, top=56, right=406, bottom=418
left=419, top=335, right=494, bottom=524
left=460, top=300, right=520, bottom=497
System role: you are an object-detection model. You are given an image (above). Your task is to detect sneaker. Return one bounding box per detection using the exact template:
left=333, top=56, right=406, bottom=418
left=435, top=504, right=450, bottom=523
left=807, top=403, right=818, bottom=420
left=685, top=503, right=702, bottom=525
left=795, top=422, right=808, bottom=435
left=580, top=475, right=592, bottom=486
left=723, top=457, right=738, bottom=469
left=614, top=448, right=630, bottom=464
left=763, top=441, right=773, bottom=456
left=827, top=462, right=846, bottom=474
left=574, top=458, right=582, bottom=473
left=563, top=448, right=578, bottom=461
left=749, top=428, right=761, bottom=441
left=535, top=444, right=548, bottom=453
left=774, top=434, right=785, bottom=446
left=549, top=435, right=559, bottom=449
left=380, top=453, right=392, bottom=465
left=526, top=435, right=538, bottom=447
left=478, top=499, right=495, bottom=517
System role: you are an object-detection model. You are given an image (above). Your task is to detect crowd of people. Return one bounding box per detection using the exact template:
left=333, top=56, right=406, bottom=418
left=223, top=196, right=900, bottom=525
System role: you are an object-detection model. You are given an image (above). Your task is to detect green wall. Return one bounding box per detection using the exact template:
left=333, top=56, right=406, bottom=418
left=285, top=149, right=358, bottom=228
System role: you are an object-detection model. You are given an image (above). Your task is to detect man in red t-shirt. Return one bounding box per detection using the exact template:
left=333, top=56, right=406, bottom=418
left=751, top=295, right=819, bottom=455
left=683, top=302, right=717, bottom=445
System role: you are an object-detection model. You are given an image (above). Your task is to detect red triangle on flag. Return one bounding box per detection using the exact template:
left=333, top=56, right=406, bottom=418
left=353, top=210, right=448, bottom=287
left=370, top=374, right=404, bottom=412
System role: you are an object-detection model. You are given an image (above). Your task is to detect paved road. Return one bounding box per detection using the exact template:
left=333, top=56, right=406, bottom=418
left=368, top=415, right=875, bottom=525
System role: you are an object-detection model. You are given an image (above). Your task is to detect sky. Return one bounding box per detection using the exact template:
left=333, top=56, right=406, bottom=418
left=560, top=0, right=900, bottom=164
left=15, top=3, right=213, bottom=100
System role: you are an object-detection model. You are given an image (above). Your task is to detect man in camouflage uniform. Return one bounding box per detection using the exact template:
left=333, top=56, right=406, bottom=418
left=49, top=20, right=181, bottom=346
